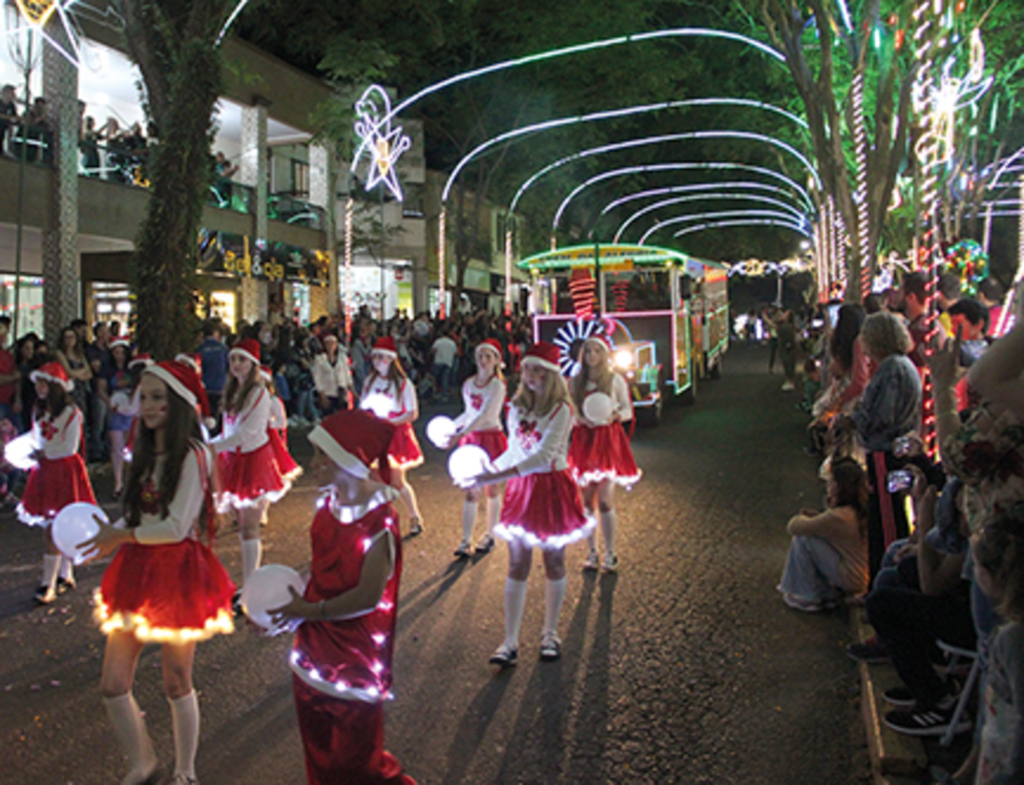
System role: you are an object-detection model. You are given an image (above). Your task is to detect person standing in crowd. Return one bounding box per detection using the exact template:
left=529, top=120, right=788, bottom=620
left=445, top=338, right=507, bottom=558
left=15, top=333, right=38, bottom=430
left=14, top=362, right=96, bottom=604
left=568, top=334, right=640, bottom=573
left=851, top=312, right=922, bottom=579
left=0, top=316, right=21, bottom=431
left=96, top=339, right=137, bottom=500
left=269, top=409, right=416, bottom=785
left=196, top=321, right=229, bottom=422
left=85, top=321, right=111, bottom=462
left=81, top=361, right=234, bottom=785
left=776, top=310, right=799, bottom=391
left=936, top=272, right=962, bottom=339
left=430, top=329, right=458, bottom=401
left=978, top=278, right=1006, bottom=337
left=899, top=272, right=929, bottom=371
left=210, top=339, right=291, bottom=595
left=349, top=323, right=372, bottom=395
left=55, top=325, right=92, bottom=418
left=467, top=342, right=593, bottom=665
left=360, top=337, right=425, bottom=537
left=0, top=84, right=18, bottom=155
left=313, top=333, right=352, bottom=416
left=763, top=307, right=780, bottom=373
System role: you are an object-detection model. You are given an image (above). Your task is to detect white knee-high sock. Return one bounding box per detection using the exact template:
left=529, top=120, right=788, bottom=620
left=41, top=554, right=60, bottom=591
left=104, top=692, right=156, bottom=781
left=586, top=532, right=598, bottom=554
left=58, top=555, right=74, bottom=582
left=485, top=495, right=500, bottom=536
left=600, top=509, right=617, bottom=556
left=503, top=578, right=528, bottom=649
left=461, top=500, right=478, bottom=544
left=240, top=538, right=262, bottom=585
left=169, top=690, right=200, bottom=779
left=543, top=577, right=567, bottom=638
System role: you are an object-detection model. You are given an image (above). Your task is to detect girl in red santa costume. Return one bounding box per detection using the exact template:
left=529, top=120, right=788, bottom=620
left=568, top=334, right=641, bottom=572
left=359, top=336, right=424, bottom=537
left=260, top=364, right=302, bottom=485
left=465, top=341, right=593, bottom=665
left=81, top=360, right=234, bottom=785
left=210, top=339, right=291, bottom=590
left=269, top=408, right=415, bottom=785
left=444, top=338, right=507, bottom=558
left=12, top=361, right=97, bottom=604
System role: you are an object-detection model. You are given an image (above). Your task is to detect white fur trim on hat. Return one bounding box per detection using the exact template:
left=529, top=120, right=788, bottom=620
left=29, top=368, right=74, bottom=392
left=144, top=365, right=198, bottom=409
left=521, top=356, right=561, bottom=374
left=229, top=346, right=261, bottom=365
left=308, top=424, right=370, bottom=480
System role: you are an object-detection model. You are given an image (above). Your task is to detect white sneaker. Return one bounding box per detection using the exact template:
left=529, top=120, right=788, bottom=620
left=602, top=553, right=619, bottom=573
left=583, top=551, right=600, bottom=571
left=781, top=381, right=796, bottom=391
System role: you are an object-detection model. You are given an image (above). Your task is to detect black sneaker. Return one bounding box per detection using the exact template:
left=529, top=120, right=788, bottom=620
left=56, top=577, right=76, bottom=595
left=489, top=644, right=518, bottom=667
left=882, top=685, right=916, bottom=708
left=846, top=637, right=889, bottom=664
left=232, top=591, right=243, bottom=618
left=34, top=585, right=56, bottom=605
left=883, top=699, right=971, bottom=737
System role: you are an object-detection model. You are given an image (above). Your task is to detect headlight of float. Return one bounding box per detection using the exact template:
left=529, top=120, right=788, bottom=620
left=613, top=349, right=634, bottom=371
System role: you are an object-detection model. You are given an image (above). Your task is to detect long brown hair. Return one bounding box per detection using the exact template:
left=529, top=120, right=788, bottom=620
left=571, top=339, right=614, bottom=412
left=829, top=457, right=869, bottom=533
left=364, top=353, right=407, bottom=394
left=124, top=384, right=208, bottom=531
left=223, top=360, right=260, bottom=415
left=34, top=380, right=70, bottom=421
left=512, top=363, right=572, bottom=417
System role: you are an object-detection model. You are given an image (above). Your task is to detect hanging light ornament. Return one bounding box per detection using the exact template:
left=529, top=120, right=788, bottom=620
left=568, top=268, right=597, bottom=320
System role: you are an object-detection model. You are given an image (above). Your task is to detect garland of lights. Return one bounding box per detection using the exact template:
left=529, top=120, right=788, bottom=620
left=505, top=227, right=513, bottom=315
left=851, top=73, right=872, bottom=299
left=568, top=268, right=597, bottom=320
left=344, top=197, right=354, bottom=340
left=352, top=85, right=412, bottom=202
left=438, top=207, right=447, bottom=318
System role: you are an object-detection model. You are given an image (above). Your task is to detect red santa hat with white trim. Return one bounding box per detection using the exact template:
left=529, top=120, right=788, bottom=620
left=371, top=336, right=397, bottom=359
left=110, top=338, right=132, bottom=352
left=174, top=353, right=202, bottom=375
left=521, top=341, right=562, bottom=374
left=143, top=360, right=211, bottom=422
left=258, top=365, right=272, bottom=383
left=229, top=338, right=262, bottom=366
left=30, top=361, right=74, bottom=392
left=583, top=332, right=613, bottom=352
left=475, top=338, right=505, bottom=366
left=128, top=352, right=153, bottom=370
left=308, top=408, right=396, bottom=485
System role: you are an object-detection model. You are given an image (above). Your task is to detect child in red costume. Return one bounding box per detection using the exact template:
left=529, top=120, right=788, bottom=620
left=82, top=360, right=234, bottom=785
left=270, top=408, right=415, bottom=785
left=12, top=361, right=96, bottom=604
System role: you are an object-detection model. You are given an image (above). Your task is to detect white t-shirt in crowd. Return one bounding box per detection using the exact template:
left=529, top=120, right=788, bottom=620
left=432, top=336, right=458, bottom=367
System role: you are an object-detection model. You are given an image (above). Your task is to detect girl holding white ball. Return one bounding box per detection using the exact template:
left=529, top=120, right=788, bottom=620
left=446, top=338, right=508, bottom=558
left=465, top=342, right=592, bottom=665
left=81, top=360, right=234, bottom=785
left=568, top=334, right=640, bottom=573
left=12, top=361, right=97, bottom=605
left=360, top=336, right=425, bottom=537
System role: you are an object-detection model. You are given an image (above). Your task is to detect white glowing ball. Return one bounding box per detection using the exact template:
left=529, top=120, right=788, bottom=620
left=4, top=432, right=39, bottom=470
left=583, top=392, right=614, bottom=425
left=360, top=393, right=393, bottom=419
left=110, top=391, right=131, bottom=414
left=447, top=445, right=491, bottom=486
left=240, top=564, right=306, bottom=632
left=426, top=416, right=457, bottom=449
left=52, top=503, right=108, bottom=565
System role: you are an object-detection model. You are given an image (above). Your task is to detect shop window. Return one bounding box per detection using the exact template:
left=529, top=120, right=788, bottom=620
left=0, top=276, right=44, bottom=339
left=291, top=159, right=310, bottom=198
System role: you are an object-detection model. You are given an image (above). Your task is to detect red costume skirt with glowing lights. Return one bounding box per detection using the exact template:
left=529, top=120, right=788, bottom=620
left=387, top=423, right=423, bottom=469
left=293, top=678, right=416, bottom=785
left=458, top=428, right=508, bottom=461
left=568, top=423, right=642, bottom=488
left=17, top=455, right=97, bottom=526
left=497, top=470, right=593, bottom=548
left=96, top=539, right=235, bottom=642
left=268, top=428, right=302, bottom=481
left=216, top=440, right=291, bottom=510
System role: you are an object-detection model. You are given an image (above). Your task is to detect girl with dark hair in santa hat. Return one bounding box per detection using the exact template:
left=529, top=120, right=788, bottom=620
left=270, top=408, right=415, bottom=785
left=81, top=360, right=234, bottom=785
left=210, top=339, right=291, bottom=590
left=10, top=361, right=97, bottom=604
left=465, top=342, right=594, bottom=665
left=568, top=334, right=641, bottom=573
left=360, top=336, right=424, bottom=537
left=443, top=338, right=507, bottom=557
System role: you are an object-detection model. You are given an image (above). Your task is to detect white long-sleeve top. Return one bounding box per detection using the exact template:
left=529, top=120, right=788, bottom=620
left=312, top=349, right=353, bottom=396
left=452, top=375, right=505, bottom=434
left=268, top=394, right=287, bottom=431
left=576, top=374, right=633, bottom=424
left=211, top=387, right=270, bottom=453
left=33, top=405, right=84, bottom=459
left=493, top=400, right=573, bottom=476
left=361, top=375, right=417, bottom=420
left=131, top=445, right=211, bottom=545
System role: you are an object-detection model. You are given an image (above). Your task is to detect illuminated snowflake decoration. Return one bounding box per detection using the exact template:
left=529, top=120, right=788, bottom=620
left=553, top=319, right=609, bottom=377
left=353, top=85, right=412, bottom=202
left=3, top=0, right=124, bottom=68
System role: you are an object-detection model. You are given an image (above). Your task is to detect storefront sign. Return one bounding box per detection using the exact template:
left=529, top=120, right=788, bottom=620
left=198, top=229, right=329, bottom=285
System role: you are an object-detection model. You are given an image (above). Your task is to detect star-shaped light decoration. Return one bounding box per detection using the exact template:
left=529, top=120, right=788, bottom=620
left=353, top=85, right=412, bottom=202
left=5, top=0, right=89, bottom=67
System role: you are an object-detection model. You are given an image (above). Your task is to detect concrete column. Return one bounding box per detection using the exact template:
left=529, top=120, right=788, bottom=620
left=239, top=103, right=268, bottom=322
left=308, top=143, right=338, bottom=316
left=41, top=30, right=79, bottom=341
left=412, top=250, right=427, bottom=314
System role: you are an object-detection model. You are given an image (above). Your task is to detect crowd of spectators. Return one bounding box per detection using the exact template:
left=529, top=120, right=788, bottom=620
left=771, top=273, right=1023, bottom=784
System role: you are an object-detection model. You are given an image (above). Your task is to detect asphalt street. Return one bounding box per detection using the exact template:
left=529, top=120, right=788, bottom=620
left=0, top=344, right=870, bottom=784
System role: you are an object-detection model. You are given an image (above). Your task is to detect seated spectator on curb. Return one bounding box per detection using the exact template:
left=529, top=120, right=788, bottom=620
left=777, top=457, right=870, bottom=611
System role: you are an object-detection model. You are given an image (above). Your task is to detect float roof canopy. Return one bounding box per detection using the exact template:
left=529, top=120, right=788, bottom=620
left=517, top=243, right=726, bottom=278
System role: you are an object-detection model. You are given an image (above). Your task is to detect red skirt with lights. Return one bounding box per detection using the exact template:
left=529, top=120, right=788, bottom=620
left=458, top=428, right=508, bottom=461
left=568, top=423, right=642, bottom=488
left=95, top=539, right=235, bottom=642
left=496, top=470, right=593, bottom=549
left=216, top=440, right=291, bottom=511
left=17, top=455, right=97, bottom=526
left=268, top=428, right=303, bottom=482
left=387, top=423, right=423, bottom=469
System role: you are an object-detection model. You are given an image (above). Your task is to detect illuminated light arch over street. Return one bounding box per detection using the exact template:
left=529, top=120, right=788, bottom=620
left=351, top=27, right=788, bottom=171
left=440, top=97, right=809, bottom=203
left=599, top=181, right=812, bottom=219
left=638, top=209, right=810, bottom=244
left=613, top=193, right=809, bottom=243
left=669, top=218, right=812, bottom=241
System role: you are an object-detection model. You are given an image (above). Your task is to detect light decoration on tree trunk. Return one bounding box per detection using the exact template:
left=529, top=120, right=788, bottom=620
left=437, top=207, right=447, bottom=319
left=352, top=85, right=411, bottom=202
left=504, top=226, right=513, bottom=316
left=995, top=176, right=1024, bottom=336
left=344, top=196, right=354, bottom=340
left=851, top=73, right=873, bottom=300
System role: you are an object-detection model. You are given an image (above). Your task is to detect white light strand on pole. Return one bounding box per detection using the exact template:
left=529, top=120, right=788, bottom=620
left=344, top=197, right=353, bottom=340
left=982, top=203, right=993, bottom=255
left=852, top=73, right=872, bottom=300
left=995, top=176, right=1024, bottom=337
left=505, top=226, right=513, bottom=316
left=438, top=208, right=446, bottom=318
